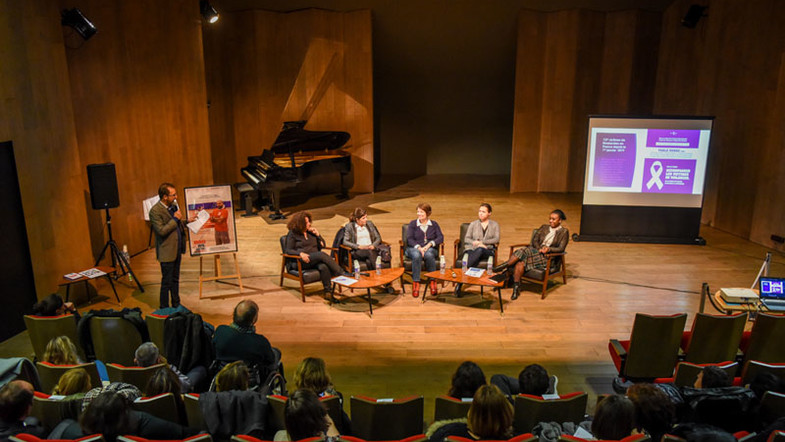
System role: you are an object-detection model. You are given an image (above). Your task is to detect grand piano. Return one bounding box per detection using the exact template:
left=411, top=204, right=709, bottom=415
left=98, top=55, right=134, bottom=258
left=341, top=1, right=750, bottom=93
left=241, top=120, right=352, bottom=219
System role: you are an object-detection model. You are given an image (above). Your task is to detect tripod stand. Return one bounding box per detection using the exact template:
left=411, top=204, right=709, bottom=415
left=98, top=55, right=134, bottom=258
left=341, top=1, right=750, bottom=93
left=95, top=207, right=144, bottom=293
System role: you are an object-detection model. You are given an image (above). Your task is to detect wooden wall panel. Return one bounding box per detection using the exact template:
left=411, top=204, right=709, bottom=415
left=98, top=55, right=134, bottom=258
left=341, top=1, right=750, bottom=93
left=63, top=0, right=213, bottom=257
left=0, top=0, right=93, bottom=297
left=511, top=9, right=659, bottom=193
left=204, top=9, right=374, bottom=193
left=654, top=0, right=785, bottom=249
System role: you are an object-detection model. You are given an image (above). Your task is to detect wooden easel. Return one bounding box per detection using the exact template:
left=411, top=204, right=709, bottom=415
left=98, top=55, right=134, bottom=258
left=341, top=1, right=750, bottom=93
left=199, top=253, right=243, bottom=298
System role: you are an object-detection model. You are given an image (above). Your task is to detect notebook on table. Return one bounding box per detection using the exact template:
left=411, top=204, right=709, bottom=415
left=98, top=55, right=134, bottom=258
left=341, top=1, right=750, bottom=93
left=760, top=277, right=785, bottom=312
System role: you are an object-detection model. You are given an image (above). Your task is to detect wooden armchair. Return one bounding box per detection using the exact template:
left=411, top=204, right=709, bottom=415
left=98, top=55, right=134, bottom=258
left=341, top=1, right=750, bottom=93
left=506, top=228, right=567, bottom=299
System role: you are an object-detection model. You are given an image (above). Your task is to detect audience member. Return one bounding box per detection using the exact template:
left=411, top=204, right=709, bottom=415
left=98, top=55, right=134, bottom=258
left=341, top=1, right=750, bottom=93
left=490, top=363, right=555, bottom=398
left=134, top=342, right=206, bottom=393
left=144, top=366, right=187, bottom=426
left=60, top=391, right=198, bottom=441
left=626, top=382, right=675, bottom=442
left=31, top=293, right=79, bottom=319
left=43, top=335, right=82, bottom=365
left=694, top=365, right=732, bottom=389
left=667, top=422, right=737, bottom=442
left=53, top=367, right=92, bottom=397
left=448, top=361, right=486, bottom=399
left=283, top=389, right=340, bottom=441
left=428, top=384, right=513, bottom=442
left=292, top=357, right=351, bottom=435
left=213, top=300, right=276, bottom=370
left=0, top=380, right=46, bottom=440
left=214, top=361, right=250, bottom=392
left=591, top=394, right=636, bottom=441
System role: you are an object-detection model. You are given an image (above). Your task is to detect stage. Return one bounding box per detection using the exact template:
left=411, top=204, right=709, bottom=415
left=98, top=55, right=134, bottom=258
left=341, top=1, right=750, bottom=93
left=3, top=175, right=783, bottom=418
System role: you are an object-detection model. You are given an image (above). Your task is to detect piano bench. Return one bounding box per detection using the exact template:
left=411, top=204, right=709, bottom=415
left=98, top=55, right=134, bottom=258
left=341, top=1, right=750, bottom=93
left=235, top=183, right=258, bottom=217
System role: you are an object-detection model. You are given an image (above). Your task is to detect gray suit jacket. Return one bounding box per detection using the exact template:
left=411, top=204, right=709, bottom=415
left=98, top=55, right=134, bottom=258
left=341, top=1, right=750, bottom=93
left=149, top=201, right=186, bottom=262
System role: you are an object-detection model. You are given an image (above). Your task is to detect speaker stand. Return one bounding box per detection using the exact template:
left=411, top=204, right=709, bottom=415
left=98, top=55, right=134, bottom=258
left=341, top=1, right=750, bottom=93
left=95, top=207, right=145, bottom=293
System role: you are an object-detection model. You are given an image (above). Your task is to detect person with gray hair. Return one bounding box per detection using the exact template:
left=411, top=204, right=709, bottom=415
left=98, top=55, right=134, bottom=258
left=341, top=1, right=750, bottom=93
left=133, top=342, right=207, bottom=393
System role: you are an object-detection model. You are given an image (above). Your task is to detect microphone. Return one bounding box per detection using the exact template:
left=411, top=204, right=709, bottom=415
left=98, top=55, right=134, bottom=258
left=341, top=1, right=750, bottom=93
left=172, top=200, right=180, bottom=212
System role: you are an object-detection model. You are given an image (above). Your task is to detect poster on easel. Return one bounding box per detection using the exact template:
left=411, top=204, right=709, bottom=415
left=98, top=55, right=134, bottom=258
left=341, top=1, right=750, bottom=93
left=184, top=184, right=238, bottom=256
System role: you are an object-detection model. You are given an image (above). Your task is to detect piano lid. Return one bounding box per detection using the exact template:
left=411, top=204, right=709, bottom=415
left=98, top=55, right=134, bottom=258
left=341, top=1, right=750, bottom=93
left=270, top=120, right=350, bottom=154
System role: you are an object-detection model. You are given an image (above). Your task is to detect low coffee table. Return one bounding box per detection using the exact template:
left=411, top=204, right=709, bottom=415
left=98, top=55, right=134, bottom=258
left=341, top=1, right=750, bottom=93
left=330, top=267, right=405, bottom=316
left=424, top=268, right=506, bottom=314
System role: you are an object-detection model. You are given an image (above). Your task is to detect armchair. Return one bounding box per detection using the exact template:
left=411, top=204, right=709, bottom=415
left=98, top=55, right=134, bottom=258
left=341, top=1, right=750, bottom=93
left=609, top=313, right=687, bottom=381
left=506, top=228, right=567, bottom=299
left=278, top=234, right=337, bottom=302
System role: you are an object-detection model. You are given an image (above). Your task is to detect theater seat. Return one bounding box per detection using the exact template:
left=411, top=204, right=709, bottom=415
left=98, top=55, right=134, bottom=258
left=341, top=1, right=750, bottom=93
left=350, top=395, right=424, bottom=441
left=609, top=313, right=687, bottom=381
left=513, top=392, right=588, bottom=435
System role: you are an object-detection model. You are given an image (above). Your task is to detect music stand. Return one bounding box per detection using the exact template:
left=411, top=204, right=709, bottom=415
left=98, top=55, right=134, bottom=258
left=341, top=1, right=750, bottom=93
left=95, top=207, right=144, bottom=293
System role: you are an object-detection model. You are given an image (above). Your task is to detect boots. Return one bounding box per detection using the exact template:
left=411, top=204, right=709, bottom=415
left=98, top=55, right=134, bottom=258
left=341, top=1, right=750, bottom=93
left=511, top=282, right=522, bottom=300
left=493, top=256, right=519, bottom=273
left=412, top=281, right=420, bottom=298
left=429, top=280, right=439, bottom=296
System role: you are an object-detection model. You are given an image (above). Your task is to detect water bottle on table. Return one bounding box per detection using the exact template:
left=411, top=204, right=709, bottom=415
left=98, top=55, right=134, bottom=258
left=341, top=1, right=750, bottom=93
left=353, top=260, right=361, bottom=279
left=439, top=255, right=446, bottom=274
left=375, top=256, right=382, bottom=275
left=122, top=244, right=133, bottom=282
left=487, top=256, right=494, bottom=276
left=462, top=253, right=468, bottom=274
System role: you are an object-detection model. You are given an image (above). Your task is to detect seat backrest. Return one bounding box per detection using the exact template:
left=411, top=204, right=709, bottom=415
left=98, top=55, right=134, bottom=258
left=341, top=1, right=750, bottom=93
left=456, top=223, right=470, bottom=258
left=684, top=313, right=746, bottom=364
left=744, top=313, right=785, bottom=364
left=673, top=361, right=738, bottom=388
left=106, top=363, right=166, bottom=390
left=183, top=393, right=207, bottom=430
left=24, top=315, right=84, bottom=361
left=760, top=391, right=785, bottom=425
left=350, top=395, right=424, bottom=440
left=89, top=317, right=144, bottom=365
left=769, top=431, right=785, bottom=442
left=133, top=393, right=182, bottom=425
left=145, top=314, right=168, bottom=354
left=559, top=435, right=650, bottom=442
left=36, top=362, right=102, bottom=393
left=513, top=392, right=588, bottom=434
left=624, top=313, right=687, bottom=379
left=434, top=395, right=472, bottom=421
left=117, top=435, right=213, bottom=442
left=30, top=392, right=83, bottom=433
left=267, top=394, right=343, bottom=433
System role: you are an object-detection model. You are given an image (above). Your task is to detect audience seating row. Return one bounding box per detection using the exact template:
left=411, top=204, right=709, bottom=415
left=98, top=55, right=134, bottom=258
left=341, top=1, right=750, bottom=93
left=609, top=312, right=785, bottom=381
left=24, top=313, right=167, bottom=366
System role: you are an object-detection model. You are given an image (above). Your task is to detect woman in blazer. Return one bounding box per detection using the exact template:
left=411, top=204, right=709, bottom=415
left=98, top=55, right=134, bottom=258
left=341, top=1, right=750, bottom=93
left=343, top=207, right=382, bottom=270
left=406, top=203, right=444, bottom=298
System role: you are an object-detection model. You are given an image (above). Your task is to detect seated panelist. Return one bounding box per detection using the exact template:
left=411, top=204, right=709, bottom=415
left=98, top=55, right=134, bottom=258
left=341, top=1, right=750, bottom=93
left=493, top=209, right=569, bottom=300
left=456, top=203, right=500, bottom=296
left=343, top=207, right=382, bottom=270
left=405, top=203, right=444, bottom=298
left=285, top=211, right=347, bottom=294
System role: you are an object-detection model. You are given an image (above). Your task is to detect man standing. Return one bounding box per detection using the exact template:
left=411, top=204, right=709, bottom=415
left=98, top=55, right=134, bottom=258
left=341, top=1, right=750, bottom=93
left=211, top=200, right=230, bottom=245
left=150, top=183, right=191, bottom=309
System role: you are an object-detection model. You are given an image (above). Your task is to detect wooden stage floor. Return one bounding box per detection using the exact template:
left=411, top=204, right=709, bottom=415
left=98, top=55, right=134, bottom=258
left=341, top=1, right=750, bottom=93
left=4, top=175, right=783, bottom=419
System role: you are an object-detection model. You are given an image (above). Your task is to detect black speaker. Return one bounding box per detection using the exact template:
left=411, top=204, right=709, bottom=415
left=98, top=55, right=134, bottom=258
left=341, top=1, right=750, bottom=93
left=87, top=163, right=119, bottom=209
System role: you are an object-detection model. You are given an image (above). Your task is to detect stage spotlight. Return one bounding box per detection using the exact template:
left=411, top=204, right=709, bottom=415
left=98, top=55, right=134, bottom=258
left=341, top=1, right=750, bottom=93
left=200, top=0, right=220, bottom=24
left=681, top=4, right=707, bottom=28
left=61, top=8, right=97, bottom=40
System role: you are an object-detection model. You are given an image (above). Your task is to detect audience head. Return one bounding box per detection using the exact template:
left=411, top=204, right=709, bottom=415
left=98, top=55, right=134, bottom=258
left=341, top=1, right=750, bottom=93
left=144, top=366, right=182, bottom=397
left=591, top=394, right=636, bottom=440
left=668, top=423, right=737, bottom=442
left=287, top=211, right=313, bottom=233
left=43, top=335, right=80, bottom=365
left=695, top=366, right=731, bottom=389
left=467, top=384, right=513, bottom=440
left=518, top=364, right=550, bottom=396
left=285, top=388, right=330, bottom=441
left=134, top=342, right=162, bottom=367
left=0, top=380, right=35, bottom=423
left=626, top=383, right=675, bottom=442
left=293, top=357, right=332, bottom=395
left=416, top=203, right=432, bottom=219
left=80, top=391, right=133, bottom=442
left=750, top=372, right=785, bottom=400
left=215, top=361, right=250, bottom=392
left=81, top=382, right=141, bottom=412
left=350, top=207, right=368, bottom=223
left=53, top=368, right=92, bottom=396
left=449, top=361, right=486, bottom=399
left=233, top=300, right=259, bottom=329
left=31, top=293, right=66, bottom=316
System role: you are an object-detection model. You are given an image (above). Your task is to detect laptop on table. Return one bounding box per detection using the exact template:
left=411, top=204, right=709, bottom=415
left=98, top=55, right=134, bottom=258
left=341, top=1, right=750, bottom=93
left=760, top=277, right=785, bottom=312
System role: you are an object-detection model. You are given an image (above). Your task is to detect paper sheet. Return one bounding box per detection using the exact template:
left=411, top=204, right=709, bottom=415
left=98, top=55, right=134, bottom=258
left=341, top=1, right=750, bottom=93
left=186, top=210, right=210, bottom=234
